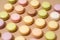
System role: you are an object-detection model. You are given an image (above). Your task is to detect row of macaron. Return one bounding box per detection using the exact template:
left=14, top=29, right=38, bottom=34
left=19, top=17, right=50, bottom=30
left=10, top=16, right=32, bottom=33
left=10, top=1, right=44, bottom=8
left=0, top=10, right=60, bottom=22
left=4, top=0, right=60, bottom=12
left=0, top=29, right=56, bottom=40
left=0, top=17, right=59, bottom=31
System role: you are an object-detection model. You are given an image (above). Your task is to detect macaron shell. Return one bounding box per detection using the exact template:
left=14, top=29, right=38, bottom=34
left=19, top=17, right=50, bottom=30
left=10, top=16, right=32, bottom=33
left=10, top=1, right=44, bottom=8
left=27, top=8, right=37, bottom=16
left=45, top=31, right=56, bottom=40
left=10, top=13, right=21, bottom=23
left=23, top=16, right=34, bottom=25
left=18, top=0, right=28, bottom=6
left=53, top=4, right=60, bottom=12
left=6, top=22, right=17, bottom=32
left=0, top=11, right=9, bottom=21
left=0, top=19, right=5, bottom=29
left=32, top=28, right=43, bottom=38
left=41, top=2, right=51, bottom=10
left=4, top=3, right=13, bottom=12
left=30, top=0, right=40, bottom=9
left=19, top=25, right=30, bottom=35
left=15, top=36, right=26, bottom=40
left=38, top=9, right=48, bottom=19
left=1, top=32, right=13, bottom=40
left=8, top=0, right=17, bottom=4
left=35, top=18, right=46, bottom=29
left=50, top=11, right=60, bottom=21
left=15, top=5, right=25, bottom=14
left=48, top=21, right=59, bottom=31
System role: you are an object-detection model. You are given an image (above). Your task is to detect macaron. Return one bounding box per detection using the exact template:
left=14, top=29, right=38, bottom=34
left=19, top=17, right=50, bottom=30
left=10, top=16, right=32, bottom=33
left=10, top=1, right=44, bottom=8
left=15, top=36, right=26, bottom=40
left=19, top=25, right=30, bottom=35
left=8, top=0, right=17, bottom=4
left=1, top=32, right=13, bottom=40
left=41, top=2, right=51, bottom=10
left=45, top=31, right=56, bottom=40
left=32, top=28, right=43, bottom=38
left=35, top=18, right=46, bottom=29
left=18, top=0, right=28, bottom=6
left=0, top=19, right=5, bottom=29
left=0, top=11, right=9, bottom=21
left=48, top=21, right=59, bottom=31
left=4, top=3, right=13, bottom=12
left=29, top=38, right=37, bottom=40
left=6, top=22, right=17, bottom=32
left=27, top=8, right=37, bottom=16
left=30, top=0, right=40, bottom=9
left=53, top=4, right=60, bottom=12
left=10, top=13, right=21, bottom=23
left=50, top=11, right=60, bottom=21
left=15, top=5, right=25, bottom=14
left=23, top=16, right=34, bottom=25
left=38, top=9, right=48, bottom=19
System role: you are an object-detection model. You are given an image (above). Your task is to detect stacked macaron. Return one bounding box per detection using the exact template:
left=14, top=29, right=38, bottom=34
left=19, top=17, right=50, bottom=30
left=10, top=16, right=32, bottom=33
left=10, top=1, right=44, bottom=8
left=0, top=0, right=60, bottom=40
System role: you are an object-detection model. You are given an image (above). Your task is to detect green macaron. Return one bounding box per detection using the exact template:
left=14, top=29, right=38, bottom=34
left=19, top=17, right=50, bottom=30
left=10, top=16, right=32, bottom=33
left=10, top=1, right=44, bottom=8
left=45, top=31, right=56, bottom=40
left=0, top=11, right=9, bottom=21
left=8, top=0, right=17, bottom=4
left=38, top=9, right=48, bottom=19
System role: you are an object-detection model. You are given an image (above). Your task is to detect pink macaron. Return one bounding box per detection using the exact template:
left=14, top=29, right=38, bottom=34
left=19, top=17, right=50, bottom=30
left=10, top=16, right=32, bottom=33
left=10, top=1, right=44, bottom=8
left=1, top=32, right=13, bottom=40
left=53, top=4, right=60, bottom=12
left=18, top=0, right=28, bottom=6
left=10, top=13, right=21, bottom=23
left=0, top=19, right=5, bottom=29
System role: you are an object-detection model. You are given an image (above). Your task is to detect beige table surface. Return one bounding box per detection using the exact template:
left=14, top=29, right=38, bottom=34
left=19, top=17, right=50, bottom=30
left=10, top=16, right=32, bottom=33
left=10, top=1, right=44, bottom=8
left=0, top=0, right=60, bottom=40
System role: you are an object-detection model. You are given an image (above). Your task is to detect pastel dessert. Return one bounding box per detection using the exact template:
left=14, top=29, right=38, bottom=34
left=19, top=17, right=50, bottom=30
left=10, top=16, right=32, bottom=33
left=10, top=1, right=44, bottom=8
left=15, top=5, right=25, bottom=14
left=4, top=3, right=13, bottom=12
left=45, top=31, right=56, bottom=40
left=19, top=25, right=30, bottom=35
left=18, top=0, right=28, bottom=6
left=8, top=0, right=17, bottom=4
left=29, top=38, right=37, bottom=40
left=30, top=0, right=40, bottom=9
left=27, top=8, right=37, bottom=16
left=0, top=19, right=5, bottom=29
left=32, top=28, right=43, bottom=38
left=48, top=21, right=59, bottom=31
left=1, top=32, right=13, bottom=40
left=41, top=2, right=51, bottom=10
left=53, top=4, right=60, bottom=12
left=6, top=22, right=17, bottom=32
left=15, top=36, right=26, bottom=40
left=0, top=11, right=9, bottom=21
left=35, top=18, right=46, bottom=29
left=23, top=16, right=34, bottom=25
left=38, top=9, right=48, bottom=19
left=50, top=11, right=60, bottom=21
left=10, top=13, right=21, bottom=23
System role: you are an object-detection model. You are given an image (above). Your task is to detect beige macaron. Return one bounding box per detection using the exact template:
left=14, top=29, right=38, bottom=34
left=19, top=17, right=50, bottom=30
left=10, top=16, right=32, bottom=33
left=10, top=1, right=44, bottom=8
left=15, top=36, right=26, bottom=40
left=4, top=3, right=13, bottom=12
left=23, top=16, right=34, bottom=25
left=35, top=18, right=46, bottom=29
left=30, top=0, right=40, bottom=9
left=19, top=25, right=30, bottom=35
left=31, top=28, right=43, bottom=38
left=48, top=21, right=59, bottom=31
left=15, top=5, right=25, bottom=14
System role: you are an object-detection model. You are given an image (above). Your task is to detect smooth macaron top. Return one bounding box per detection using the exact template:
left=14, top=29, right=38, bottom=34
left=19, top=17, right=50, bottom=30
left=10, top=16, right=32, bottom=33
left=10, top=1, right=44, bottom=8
left=18, top=0, right=28, bottom=6
left=1, top=32, right=13, bottom=40
left=0, top=11, right=9, bottom=21
left=45, top=31, right=56, bottom=40
left=0, top=19, right=5, bottom=29
left=53, top=4, right=60, bottom=12
left=10, top=13, right=21, bottom=23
